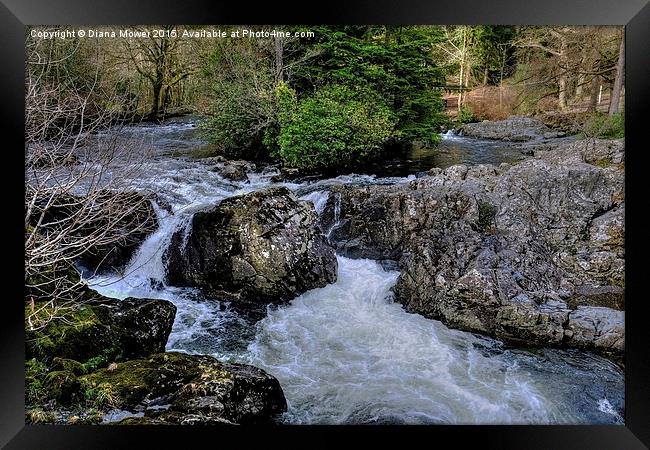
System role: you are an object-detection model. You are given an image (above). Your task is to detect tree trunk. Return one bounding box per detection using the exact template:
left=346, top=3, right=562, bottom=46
left=575, top=73, right=584, bottom=99
left=499, top=46, right=506, bottom=110
left=458, top=59, right=464, bottom=109
left=483, top=66, right=489, bottom=86
left=274, top=36, right=284, bottom=83
left=458, top=27, right=467, bottom=110
left=588, top=75, right=599, bottom=112
left=575, top=45, right=588, bottom=99
left=162, top=85, right=171, bottom=111
left=149, top=79, right=163, bottom=121
left=558, top=37, right=568, bottom=111
left=609, top=31, right=625, bottom=115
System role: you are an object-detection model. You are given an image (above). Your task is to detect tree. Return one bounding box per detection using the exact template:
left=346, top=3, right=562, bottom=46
left=609, top=29, right=625, bottom=115
left=275, top=83, right=396, bottom=170
left=199, top=34, right=279, bottom=159
left=25, top=35, right=156, bottom=330
left=515, top=27, right=575, bottom=111
left=121, top=26, right=196, bottom=120
left=200, top=26, right=448, bottom=166
left=292, top=25, right=447, bottom=144
left=514, top=26, right=622, bottom=114
left=436, top=26, right=478, bottom=109
left=474, top=26, right=516, bottom=86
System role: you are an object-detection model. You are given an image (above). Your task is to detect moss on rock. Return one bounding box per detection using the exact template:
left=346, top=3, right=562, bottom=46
left=43, top=370, right=82, bottom=405
left=80, top=353, right=202, bottom=409
left=80, top=352, right=286, bottom=424
left=51, top=357, right=88, bottom=376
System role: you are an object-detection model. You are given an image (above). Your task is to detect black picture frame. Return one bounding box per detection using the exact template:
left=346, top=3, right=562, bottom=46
left=2, top=1, right=649, bottom=448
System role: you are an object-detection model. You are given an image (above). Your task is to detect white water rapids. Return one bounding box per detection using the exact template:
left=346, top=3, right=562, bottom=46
left=86, top=120, right=623, bottom=425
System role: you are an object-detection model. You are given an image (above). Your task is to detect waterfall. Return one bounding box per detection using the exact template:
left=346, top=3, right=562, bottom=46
left=88, top=203, right=190, bottom=296
left=326, top=192, right=343, bottom=240
left=299, top=190, right=330, bottom=216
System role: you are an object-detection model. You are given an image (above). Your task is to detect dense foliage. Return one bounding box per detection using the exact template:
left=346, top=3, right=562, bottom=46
left=275, top=84, right=396, bottom=170
left=199, top=38, right=277, bottom=159
left=26, top=25, right=626, bottom=169
left=291, top=26, right=447, bottom=145
left=199, top=26, right=448, bottom=169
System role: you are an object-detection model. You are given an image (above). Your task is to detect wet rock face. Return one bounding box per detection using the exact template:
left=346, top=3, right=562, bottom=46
left=92, top=297, right=177, bottom=359
left=166, top=186, right=337, bottom=303
left=321, top=139, right=625, bottom=358
left=26, top=293, right=176, bottom=363
left=565, top=307, right=624, bottom=352
left=209, top=160, right=257, bottom=181
left=82, top=352, right=287, bottom=425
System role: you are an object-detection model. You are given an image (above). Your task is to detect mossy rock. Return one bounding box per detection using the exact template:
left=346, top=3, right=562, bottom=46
left=477, top=201, right=497, bottom=232
left=25, top=358, right=49, bottom=404
left=26, top=303, right=116, bottom=363
left=25, top=261, right=82, bottom=302
left=51, top=357, right=87, bottom=376
left=81, top=352, right=286, bottom=424
left=26, top=295, right=175, bottom=366
left=80, top=353, right=202, bottom=409
left=43, top=370, right=82, bottom=405
left=27, top=352, right=286, bottom=425
left=114, top=416, right=162, bottom=425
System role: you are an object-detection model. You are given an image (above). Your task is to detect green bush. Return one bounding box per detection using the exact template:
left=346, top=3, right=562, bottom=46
left=582, top=112, right=625, bottom=139
left=275, top=84, right=397, bottom=170
left=457, top=105, right=476, bottom=124
left=291, top=26, right=447, bottom=146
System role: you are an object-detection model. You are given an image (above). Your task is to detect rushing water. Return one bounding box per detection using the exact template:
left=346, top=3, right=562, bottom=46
left=87, top=118, right=624, bottom=425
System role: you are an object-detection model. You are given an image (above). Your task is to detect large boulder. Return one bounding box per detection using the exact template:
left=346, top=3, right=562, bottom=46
left=321, top=139, right=625, bottom=358
left=81, top=352, right=287, bottom=425
left=165, top=186, right=337, bottom=303
left=26, top=292, right=176, bottom=364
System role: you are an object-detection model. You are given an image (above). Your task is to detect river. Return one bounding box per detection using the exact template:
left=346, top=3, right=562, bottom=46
left=85, top=117, right=624, bottom=425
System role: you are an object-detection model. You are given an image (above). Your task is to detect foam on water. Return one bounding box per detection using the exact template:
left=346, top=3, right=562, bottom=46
left=300, top=190, right=330, bottom=215
left=239, top=257, right=546, bottom=424
left=238, top=257, right=623, bottom=425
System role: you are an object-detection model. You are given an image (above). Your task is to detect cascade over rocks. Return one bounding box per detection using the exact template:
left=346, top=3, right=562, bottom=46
left=165, top=186, right=337, bottom=303
left=209, top=160, right=257, bottom=181
left=321, top=138, right=625, bottom=359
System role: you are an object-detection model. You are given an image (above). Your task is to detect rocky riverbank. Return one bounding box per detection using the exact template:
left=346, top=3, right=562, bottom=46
left=25, top=288, right=287, bottom=424
left=458, top=116, right=579, bottom=156
left=320, top=137, right=624, bottom=361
